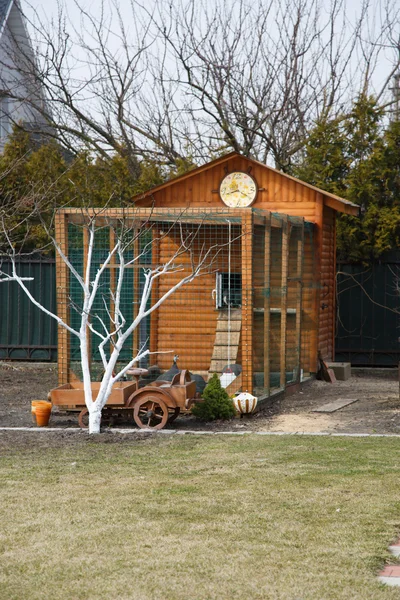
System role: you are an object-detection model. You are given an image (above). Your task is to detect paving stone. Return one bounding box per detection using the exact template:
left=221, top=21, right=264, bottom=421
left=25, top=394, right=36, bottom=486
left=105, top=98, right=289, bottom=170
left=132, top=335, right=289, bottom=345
left=379, top=566, right=400, bottom=577
left=389, top=546, right=400, bottom=557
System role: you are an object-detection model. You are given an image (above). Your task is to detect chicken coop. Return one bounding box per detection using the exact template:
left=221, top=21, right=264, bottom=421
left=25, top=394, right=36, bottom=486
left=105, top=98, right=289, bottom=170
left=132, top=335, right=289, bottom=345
left=55, top=152, right=358, bottom=399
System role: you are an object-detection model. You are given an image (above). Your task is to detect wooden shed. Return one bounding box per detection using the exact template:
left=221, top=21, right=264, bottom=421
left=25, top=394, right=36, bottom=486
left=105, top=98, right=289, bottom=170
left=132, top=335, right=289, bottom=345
left=55, top=152, right=358, bottom=398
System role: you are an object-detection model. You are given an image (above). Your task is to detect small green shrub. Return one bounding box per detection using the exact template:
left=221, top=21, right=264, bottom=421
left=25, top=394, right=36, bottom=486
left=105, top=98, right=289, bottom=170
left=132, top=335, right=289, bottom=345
left=191, top=373, right=236, bottom=421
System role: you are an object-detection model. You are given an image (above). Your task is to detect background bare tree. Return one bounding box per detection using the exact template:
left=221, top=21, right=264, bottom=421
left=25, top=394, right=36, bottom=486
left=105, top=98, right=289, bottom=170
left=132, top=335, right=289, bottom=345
left=1, top=0, right=399, bottom=172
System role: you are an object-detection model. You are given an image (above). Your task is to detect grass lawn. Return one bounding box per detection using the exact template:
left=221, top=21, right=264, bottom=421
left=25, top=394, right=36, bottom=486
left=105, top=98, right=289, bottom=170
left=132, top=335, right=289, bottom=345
left=1, top=434, right=400, bottom=599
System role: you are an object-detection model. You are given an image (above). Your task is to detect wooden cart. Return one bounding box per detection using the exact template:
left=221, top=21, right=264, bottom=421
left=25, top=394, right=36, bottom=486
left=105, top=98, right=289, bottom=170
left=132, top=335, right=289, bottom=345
left=49, top=370, right=197, bottom=430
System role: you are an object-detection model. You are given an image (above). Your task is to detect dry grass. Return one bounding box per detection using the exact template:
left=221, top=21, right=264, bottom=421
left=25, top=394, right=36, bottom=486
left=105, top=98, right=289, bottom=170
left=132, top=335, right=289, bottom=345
left=1, top=433, right=400, bottom=599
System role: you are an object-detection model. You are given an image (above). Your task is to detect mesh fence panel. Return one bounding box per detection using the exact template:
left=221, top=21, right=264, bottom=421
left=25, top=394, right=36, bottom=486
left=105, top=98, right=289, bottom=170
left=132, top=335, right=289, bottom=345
left=65, top=209, right=316, bottom=397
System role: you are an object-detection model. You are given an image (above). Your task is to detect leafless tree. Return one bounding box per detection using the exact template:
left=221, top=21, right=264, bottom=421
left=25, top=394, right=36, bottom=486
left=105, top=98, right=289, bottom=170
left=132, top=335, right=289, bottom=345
left=0, top=0, right=399, bottom=171
left=0, top=198, right=237, bottom=433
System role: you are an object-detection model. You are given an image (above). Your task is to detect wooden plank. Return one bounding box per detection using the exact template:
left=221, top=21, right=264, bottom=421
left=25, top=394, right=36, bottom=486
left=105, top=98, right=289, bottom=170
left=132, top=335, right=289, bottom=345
left=264, top=213, right=271, bottom=397
left=55, top=212, right=69, bottom=385
left=310, top=193, right=323, bottom=372
left=241, top=213, right=253, bottom=392
left=133, top=233, right=140, bottom=360
left=280, top=216, right=289, bottom=389
left=209, top=309, right=242, bottom=374
left=294, top=221, right=304, bottom=383
left=332, top=213, right=337, bottom=360
left=312, top=398, right=358, bottom=413
left=324, top=196, right=359, bottom=215
left=225, top=373, right=242, bottom=395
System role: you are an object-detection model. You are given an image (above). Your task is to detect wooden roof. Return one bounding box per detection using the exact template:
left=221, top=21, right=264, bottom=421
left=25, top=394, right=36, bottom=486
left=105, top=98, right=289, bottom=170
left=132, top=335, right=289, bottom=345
left=133, top=151, right=359, bottom=216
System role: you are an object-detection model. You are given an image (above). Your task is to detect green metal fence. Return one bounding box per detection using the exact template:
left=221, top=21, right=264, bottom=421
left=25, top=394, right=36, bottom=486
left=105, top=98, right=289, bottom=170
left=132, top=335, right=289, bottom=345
left=0, top=257, right=57, bottom=360
left=336, top=257, right=400, bottom=366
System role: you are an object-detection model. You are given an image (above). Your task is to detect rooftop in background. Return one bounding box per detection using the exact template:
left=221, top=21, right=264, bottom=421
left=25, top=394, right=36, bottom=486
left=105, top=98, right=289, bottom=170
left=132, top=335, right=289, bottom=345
left=0, top=0, right=12, bottom=32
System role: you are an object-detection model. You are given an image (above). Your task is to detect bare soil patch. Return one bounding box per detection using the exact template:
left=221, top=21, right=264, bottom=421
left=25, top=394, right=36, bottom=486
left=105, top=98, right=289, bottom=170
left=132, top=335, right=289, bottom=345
left=0, top=363, right=399, bottom=439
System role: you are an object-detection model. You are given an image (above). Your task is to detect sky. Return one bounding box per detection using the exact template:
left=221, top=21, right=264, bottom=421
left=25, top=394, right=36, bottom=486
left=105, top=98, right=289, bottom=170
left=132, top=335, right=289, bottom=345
left=21, top=0, right=398, bottom=101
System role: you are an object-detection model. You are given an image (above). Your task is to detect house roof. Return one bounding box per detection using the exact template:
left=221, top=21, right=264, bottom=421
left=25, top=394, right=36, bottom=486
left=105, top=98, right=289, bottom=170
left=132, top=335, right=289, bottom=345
left=133, top=151, right=359, bottom=215
left=0, top=0, right=13, bottom=35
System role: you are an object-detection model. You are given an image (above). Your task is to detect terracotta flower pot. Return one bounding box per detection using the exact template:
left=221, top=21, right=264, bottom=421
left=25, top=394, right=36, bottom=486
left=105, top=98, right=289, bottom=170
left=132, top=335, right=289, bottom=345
left=35, top=403, right=52, bottom=427
left=31, top=401, right=52, bottom=424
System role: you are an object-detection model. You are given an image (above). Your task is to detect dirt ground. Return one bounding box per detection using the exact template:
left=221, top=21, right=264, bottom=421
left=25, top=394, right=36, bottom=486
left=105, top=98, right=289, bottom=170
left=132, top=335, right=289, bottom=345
left=1, top=362, right=399, bottom=439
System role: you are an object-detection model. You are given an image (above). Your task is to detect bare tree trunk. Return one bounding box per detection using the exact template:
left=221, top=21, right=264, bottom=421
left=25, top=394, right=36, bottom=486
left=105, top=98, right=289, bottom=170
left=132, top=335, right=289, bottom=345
left=88, top=406, right=102, bottom=435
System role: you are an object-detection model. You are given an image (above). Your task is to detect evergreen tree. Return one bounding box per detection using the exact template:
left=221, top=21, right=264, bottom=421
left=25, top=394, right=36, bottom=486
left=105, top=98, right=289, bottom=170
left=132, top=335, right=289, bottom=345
left=292, top=96, right=400, bottom=263
left=0, top=128, right=172, bottom=250
left=191, top=373, right=236, bottom=421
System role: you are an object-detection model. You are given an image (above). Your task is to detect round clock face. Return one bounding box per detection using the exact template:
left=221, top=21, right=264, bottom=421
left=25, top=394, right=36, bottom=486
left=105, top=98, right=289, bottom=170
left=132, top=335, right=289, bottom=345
left=219, top=172, right=257, bottom=207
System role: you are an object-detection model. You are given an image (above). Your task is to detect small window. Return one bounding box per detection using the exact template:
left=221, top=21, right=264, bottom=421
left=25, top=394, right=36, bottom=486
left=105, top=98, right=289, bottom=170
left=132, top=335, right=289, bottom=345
left=215, top=272, right=242, bottom=309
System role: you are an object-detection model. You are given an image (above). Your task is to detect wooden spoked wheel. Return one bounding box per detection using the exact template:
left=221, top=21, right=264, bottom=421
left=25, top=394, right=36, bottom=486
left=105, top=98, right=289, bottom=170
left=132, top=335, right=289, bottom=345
left=78, top=407, right=113, bottom=429
left=78, top=408, right=89, bottom=429
left=133, top=396, right=169, bottom=430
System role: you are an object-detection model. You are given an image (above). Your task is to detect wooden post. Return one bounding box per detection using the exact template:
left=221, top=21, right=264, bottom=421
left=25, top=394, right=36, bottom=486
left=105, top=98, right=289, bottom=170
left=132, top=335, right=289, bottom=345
left=332, top=214, right=337, bottom=361
left=83, top=226, right=92, bottom=372
left=280, top=215, right=289, bottom=389
left=295, top=220, right=304, bottom=382
left=149, top=228, right=160, bottom=364
left=109, top=227, right=116, bottom=358
left=133, top=232, right=140, bottom=361
left=310, top=194, right=324, bottom=372
left=241, top=212, right=254, bottom=393
left=55, top=212, right=70, bottom=385
left=263, top=213, right=271, bottom=397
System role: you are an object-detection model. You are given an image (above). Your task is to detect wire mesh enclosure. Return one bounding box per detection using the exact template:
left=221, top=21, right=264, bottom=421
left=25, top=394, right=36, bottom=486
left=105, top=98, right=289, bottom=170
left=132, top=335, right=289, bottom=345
left=56, top=207, right=316, bottom=398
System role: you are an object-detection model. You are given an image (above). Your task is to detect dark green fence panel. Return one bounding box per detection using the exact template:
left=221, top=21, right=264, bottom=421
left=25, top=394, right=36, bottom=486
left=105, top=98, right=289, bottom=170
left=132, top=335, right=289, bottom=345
left=336, top=259, right=400, bottom=366
left=0, top=258, right=57, bottom=360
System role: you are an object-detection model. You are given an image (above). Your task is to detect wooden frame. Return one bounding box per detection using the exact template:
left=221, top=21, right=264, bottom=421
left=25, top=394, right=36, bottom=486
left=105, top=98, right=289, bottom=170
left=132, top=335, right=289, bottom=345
left=241, top=212, right=254, bottom=393
left=279, top=216, right=289, bottom=389
left=294, top=220, right=304, bottom=383
left=55, top=206, right=317, bottom=400
left=55, top=212, right=69, bottom=385
left=263, top=213, right=271, bottom=397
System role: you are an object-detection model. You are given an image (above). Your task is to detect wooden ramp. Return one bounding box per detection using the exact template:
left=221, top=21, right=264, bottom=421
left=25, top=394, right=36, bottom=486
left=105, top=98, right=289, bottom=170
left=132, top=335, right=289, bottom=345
left=209, top=309, right=242, bottom=374
left=312, top=398, right=358, bottom=413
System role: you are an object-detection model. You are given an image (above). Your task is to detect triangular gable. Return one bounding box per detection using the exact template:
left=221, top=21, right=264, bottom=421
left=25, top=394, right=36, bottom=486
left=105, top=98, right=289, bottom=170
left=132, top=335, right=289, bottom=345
left=133, top=151, right=358, bottom=216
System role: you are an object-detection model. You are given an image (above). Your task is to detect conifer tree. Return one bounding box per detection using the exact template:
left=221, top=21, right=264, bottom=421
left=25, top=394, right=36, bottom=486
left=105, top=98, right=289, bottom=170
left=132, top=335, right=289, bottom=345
left=293, top=96, right=400, bottom=262
left=191, top=373, right=236, bottom=421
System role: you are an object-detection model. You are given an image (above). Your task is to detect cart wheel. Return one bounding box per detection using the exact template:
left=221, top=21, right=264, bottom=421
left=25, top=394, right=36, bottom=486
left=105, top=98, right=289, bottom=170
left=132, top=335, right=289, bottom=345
left=78, top=408, right=111, bottom=429
left=133, top=396, right=169, bottom=430
left=78, top=408, right=89, bottom=429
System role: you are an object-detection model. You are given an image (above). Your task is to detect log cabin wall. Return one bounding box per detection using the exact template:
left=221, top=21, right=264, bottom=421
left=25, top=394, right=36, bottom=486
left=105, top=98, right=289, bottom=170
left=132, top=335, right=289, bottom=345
left=318, top=207, right=336, bottom=361
left=154, top=222, right=242, bottom=373
left=57, top=154, right=357, bottom=387
left=139, top=154, right=328, bottom=374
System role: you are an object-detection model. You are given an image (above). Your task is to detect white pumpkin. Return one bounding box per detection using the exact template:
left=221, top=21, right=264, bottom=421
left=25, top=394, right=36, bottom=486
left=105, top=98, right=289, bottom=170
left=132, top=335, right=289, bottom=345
left=233, top=392, right=258, bottom=415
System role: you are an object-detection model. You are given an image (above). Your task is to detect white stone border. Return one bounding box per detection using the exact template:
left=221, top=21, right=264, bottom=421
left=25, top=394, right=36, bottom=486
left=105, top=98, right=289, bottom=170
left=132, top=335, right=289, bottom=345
left=1, top=427, right=400, bottom=437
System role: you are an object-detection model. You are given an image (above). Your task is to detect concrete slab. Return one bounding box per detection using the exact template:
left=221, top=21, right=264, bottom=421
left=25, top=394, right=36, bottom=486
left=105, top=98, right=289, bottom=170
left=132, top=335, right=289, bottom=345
left=389, top=546, right=400, bottom=557
left=378, top=577, right=400, bottom=587
left=312, top=398, right=359, bottom=413
left=326, top=362, right=351, bottom=380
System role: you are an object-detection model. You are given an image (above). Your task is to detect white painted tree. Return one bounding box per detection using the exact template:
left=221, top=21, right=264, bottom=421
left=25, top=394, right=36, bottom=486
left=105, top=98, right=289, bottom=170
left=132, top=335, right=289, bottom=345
left=0, top=207, right=232, bottom=433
